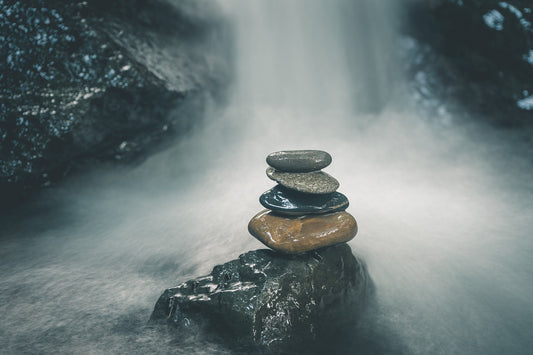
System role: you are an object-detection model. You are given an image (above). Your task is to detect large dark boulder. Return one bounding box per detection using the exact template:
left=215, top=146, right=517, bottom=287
left=150, top=243, right=371, bottom=352
left=401, top=0, right=533, bottom=126
left=0, top=0, right=230, bottom=206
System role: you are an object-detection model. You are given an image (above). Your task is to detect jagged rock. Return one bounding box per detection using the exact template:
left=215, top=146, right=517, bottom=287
left=0, top=0, right=230, bottom=207
left=150, top=243, right=371, bottom=351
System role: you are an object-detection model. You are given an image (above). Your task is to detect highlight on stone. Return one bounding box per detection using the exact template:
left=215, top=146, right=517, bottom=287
left=260, top=185, right=349, bottom=215
left=249, top=149, right=358, bottom=254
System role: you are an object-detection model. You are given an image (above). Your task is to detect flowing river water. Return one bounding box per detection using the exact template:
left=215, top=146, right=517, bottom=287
left=1, top=0, right=533, bottom=353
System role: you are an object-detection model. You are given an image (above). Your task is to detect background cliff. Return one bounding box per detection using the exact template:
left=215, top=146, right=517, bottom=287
left=0, top=0, right=231, bottom=207
left=402, top=0, right=533, bottom=127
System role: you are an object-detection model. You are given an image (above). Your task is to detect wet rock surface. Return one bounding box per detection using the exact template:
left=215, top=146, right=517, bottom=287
left=150, top=243, right=371, bottom=351
left=248, top=210, right=357, bottom=254
left=0, top=0, right=230, bottom=207
left=402, top=0, right=533, bottom=126
left=266, top=150, right=332, bottom=172
left=260, top=184, right=349, bottom=216
left=266, top=167, right=340, bottom=194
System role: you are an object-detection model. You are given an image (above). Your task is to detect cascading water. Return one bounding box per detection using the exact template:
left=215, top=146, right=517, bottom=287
left=1, top=1, right=532, bottom=354
left=223, top=0, right=398, bottom=114
left=228, top=0, right=354, bottom=112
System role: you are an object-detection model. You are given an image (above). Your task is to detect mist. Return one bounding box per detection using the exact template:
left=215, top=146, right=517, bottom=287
left=2, top=0, right=533, bottom=354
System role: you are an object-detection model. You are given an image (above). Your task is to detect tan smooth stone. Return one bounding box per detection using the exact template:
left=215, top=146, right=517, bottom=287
left=248, top=210, right=357, bottom=254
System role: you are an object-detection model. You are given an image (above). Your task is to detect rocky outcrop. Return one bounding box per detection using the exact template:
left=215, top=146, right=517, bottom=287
left=0, top=0, right=230, bottom=206
left=401, top=0, right=533, bottom=126
left=150, top=243, right=371, bottom=352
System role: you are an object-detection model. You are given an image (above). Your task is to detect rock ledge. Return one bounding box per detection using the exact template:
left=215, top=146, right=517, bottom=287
left=150, top=243, right=370, bottom=350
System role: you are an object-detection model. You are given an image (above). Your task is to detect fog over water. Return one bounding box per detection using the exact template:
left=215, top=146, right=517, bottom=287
left=2, top=0, right=533, bottom=354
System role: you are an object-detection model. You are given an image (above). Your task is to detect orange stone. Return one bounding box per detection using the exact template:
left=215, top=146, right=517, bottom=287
left=248, top=210, right=357, bottom=254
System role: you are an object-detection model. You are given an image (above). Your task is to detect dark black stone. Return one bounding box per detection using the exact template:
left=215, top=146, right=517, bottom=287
left=260, top=184, right=349, bottom=216
left=149, top=243, right=371, bottom=351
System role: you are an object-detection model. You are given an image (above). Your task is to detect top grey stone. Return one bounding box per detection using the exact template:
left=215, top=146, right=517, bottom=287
left=266, top=150, right=332, bottom=172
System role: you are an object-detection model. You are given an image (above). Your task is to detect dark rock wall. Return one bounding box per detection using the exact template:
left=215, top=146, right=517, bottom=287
left=402, top=0, right=533, bottom=126
left=0, top=0, right=231, bottom=206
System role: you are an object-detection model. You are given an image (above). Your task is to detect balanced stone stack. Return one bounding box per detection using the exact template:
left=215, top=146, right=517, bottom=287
left=248, top=150, right=358, bottom=254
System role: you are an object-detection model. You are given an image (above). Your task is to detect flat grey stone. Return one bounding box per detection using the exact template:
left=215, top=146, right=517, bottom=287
left=266, top=167, right=339, bottom=194
left=266, top=150, right=332, bottom=172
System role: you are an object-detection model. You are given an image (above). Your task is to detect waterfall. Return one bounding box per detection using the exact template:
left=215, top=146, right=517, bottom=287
left=219, top=0, right=399, bottom=115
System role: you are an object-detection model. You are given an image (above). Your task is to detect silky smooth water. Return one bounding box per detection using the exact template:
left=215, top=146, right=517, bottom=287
left=1, top=1, right=533, bottom=354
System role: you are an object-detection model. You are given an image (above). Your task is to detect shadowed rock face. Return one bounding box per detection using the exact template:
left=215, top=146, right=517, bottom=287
left=402, top=0, right=533, bottom=126
left=0, top=0, right=230, bottom=207
left=150, top=243, right=371, bottom=351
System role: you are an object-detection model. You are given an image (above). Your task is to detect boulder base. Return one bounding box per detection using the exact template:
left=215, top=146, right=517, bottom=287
left=150, top=244, right=370, bottom=351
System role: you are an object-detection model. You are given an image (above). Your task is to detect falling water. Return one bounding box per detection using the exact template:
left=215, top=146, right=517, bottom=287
left=224, top=0, right=398, bottom=113
left=1, top=1, right=533, bottom=354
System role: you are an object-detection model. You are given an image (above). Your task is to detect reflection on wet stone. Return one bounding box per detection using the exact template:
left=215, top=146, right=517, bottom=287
left=260, top=184, right=349, bottom=215
left=248, top=210, right=357, bottom=254
left=150, top=244, right=371, bottom=351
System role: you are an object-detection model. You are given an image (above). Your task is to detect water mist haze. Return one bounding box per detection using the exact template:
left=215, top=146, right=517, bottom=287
left=2, top=0, right=533, bottom=354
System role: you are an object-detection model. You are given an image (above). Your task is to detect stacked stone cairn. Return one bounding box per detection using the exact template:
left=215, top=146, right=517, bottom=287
left=248, top=150, right=358, bottom=254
